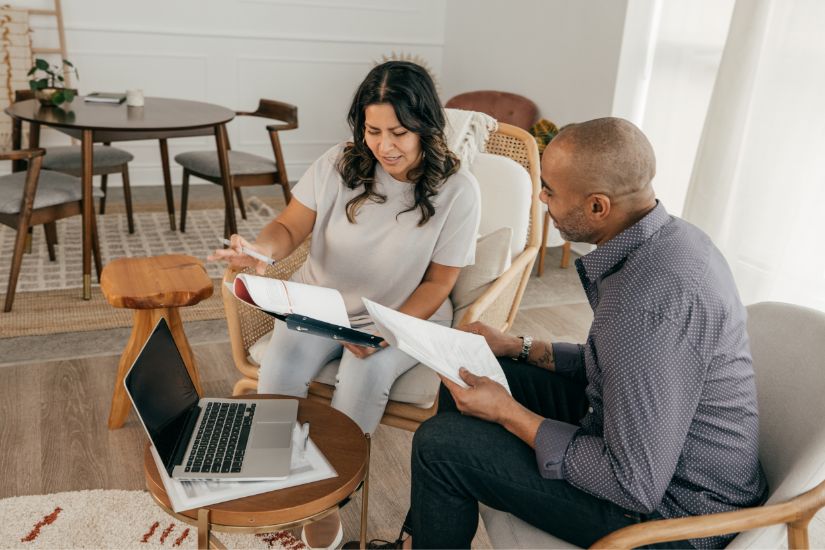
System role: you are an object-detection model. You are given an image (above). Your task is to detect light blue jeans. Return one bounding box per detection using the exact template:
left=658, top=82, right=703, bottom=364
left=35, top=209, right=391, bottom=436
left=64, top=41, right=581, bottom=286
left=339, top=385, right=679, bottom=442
left=258, top=319, right=449, bottom=434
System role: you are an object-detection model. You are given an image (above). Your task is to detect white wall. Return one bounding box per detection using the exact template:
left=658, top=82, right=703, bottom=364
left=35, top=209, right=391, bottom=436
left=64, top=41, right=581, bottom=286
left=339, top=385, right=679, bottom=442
left=13, top=0, right=448, bottom=186
left=440, top=0, right=628, bottom=126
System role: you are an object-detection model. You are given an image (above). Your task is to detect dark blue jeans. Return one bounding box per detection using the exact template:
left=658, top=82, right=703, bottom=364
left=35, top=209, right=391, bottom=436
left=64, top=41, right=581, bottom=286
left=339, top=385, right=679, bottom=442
left=404, top=359, right=694, bottom=549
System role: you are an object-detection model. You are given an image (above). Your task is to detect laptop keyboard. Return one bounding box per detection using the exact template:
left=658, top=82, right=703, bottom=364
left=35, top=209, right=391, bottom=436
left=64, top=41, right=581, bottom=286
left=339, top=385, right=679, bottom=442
left=186, top=402, right=255, bottom=474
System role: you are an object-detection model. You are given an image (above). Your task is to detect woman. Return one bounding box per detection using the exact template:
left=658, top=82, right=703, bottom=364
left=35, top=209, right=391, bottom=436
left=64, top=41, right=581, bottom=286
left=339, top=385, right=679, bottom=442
left=211, top=61, right=480, bottom=547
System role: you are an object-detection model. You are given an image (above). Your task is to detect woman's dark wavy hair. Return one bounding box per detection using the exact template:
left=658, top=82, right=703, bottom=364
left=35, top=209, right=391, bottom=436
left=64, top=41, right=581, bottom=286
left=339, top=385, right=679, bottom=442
left=337, top=60, right=460, bottom=225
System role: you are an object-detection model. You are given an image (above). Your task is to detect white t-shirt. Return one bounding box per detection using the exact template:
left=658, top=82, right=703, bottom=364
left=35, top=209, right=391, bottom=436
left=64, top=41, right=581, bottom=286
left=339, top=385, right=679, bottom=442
left=291, top=143, right=481, bottom=324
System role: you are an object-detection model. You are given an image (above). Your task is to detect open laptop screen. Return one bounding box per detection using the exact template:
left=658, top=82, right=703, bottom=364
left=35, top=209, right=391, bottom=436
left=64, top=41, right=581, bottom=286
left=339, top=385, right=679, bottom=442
left=124, top=319, right=199, bottom=468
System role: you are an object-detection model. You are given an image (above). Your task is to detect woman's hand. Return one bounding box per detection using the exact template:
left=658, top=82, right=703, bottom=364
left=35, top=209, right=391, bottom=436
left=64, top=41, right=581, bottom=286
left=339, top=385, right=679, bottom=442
left=342, top=340, right=389, bottom=359
left=208, top=234, right=273, bottom=275
left=459, top=321, right=522, bottom=358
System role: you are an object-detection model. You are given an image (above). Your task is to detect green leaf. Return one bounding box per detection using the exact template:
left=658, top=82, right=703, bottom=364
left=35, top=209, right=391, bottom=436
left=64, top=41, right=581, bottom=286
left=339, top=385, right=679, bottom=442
left=30, top=78, right=48, bottom=90
left=63, top=88, right=76, bottom=102
left=27, top=66, right=37, bottom=76
left=57, top=75, right=65, bottom=82
left=62, top=59, right=74, bottom=67
left=51, top=90, right=65, bottom=105
left=35, top=58, right=49, bottom=70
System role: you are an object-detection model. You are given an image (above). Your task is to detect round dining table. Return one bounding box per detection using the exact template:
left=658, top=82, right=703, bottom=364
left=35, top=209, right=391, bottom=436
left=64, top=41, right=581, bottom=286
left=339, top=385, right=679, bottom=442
left=5, top=97, right=237, bottom=300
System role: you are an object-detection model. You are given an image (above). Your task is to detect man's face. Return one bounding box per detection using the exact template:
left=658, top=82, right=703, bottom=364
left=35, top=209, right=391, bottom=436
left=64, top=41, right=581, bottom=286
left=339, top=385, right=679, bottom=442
left=540, top=142, right=597, bottom=243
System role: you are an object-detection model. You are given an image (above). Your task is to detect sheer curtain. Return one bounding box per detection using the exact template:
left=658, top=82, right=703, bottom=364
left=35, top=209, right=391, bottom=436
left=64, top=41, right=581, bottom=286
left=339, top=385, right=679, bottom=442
left=682, top=0, right=825, bottom=311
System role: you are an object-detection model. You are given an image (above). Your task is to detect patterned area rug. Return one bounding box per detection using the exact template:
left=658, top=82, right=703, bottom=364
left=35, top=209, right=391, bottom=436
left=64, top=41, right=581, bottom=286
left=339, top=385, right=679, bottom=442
left=0, top=490, right=305, bottom=549
left=0, top=199, right=276, bottom=338
left=0, top=197, right=276, bottom=293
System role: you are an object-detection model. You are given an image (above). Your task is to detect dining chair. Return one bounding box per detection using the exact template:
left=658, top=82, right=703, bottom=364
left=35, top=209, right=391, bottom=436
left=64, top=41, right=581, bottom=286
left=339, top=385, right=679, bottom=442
left=14, top=90, right=136, bottom=234
left=445, top=90, right=570, bottom=274
left=479, top=301, right=825, bottom=549
left=221, top=122, right=541, bottom=432
left=0, top=147, right=102, bottom=312
left=174, top=98, right=297, bottom=233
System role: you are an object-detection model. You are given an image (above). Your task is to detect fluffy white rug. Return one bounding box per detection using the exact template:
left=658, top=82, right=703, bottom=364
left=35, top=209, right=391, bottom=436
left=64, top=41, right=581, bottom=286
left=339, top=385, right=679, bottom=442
left=0, top=489, right=305, bottom=549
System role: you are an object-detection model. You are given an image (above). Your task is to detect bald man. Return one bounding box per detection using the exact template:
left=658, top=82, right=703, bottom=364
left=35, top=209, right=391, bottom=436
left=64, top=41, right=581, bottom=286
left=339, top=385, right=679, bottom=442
left=388, top=118, right=767, bottom=549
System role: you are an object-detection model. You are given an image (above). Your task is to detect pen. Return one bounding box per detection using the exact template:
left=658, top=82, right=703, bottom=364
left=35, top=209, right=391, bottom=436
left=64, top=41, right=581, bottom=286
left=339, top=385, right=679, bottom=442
left=301, top=422, right=310, bottom=454
left=220, top=238, right=277, bottom=267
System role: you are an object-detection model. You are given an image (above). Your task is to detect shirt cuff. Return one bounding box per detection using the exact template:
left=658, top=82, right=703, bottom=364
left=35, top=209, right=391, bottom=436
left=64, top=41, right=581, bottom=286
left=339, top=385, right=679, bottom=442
left=534, top=418, right=579, bottom=479
left=552, top=342, right=584, bottom=377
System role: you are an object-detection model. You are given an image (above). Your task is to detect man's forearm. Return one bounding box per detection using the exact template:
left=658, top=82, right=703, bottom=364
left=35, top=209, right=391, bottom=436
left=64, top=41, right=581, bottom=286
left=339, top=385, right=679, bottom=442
left=499, top=399, right=545, bottom=449
left=526, top=340, right=555, bottom=371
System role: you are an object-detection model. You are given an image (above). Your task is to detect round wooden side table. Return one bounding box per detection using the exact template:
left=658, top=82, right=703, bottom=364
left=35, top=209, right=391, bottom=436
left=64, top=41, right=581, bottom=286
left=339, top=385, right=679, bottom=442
left=144, top=395, right=371, bottom=550
left=101, top=254, right=213, bottom=429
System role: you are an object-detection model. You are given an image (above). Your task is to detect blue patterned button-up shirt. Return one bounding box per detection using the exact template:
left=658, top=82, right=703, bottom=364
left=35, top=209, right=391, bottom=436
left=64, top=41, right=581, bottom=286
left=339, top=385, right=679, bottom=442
left=534, top=202, right=767, bottom=548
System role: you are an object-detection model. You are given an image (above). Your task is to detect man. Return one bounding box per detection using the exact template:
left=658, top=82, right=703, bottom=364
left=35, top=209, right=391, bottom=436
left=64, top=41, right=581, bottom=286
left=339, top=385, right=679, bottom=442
left=396, top=118, right=767, bottom=549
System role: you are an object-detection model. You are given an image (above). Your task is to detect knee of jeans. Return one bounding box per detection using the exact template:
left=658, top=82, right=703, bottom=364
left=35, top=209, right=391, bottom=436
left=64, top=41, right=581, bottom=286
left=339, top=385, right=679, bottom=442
left=412, top=413, right=461, bottom=461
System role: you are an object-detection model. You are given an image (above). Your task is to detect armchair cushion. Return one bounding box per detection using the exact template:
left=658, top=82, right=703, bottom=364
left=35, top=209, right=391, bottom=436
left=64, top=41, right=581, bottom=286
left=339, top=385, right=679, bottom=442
left=451, top=226, right=513, bottom=316
left=42, top=145, right=133, bottom=170
left=175, top=150, right=277, bottom=177
left=0, top=171, right=102, bottom=214
left=470, top=153, right=531, bottom=258
left=479, top=504, right=578, bottom=549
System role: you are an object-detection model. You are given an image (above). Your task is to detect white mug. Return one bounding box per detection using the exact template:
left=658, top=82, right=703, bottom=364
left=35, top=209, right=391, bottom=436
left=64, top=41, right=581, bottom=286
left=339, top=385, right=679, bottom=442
left=126, top=89, right=144, bottom=107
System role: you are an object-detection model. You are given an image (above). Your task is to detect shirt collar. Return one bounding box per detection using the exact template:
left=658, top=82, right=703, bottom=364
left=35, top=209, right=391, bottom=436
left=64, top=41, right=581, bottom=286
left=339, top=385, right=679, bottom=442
left=576, top=201, right=670, bottom=283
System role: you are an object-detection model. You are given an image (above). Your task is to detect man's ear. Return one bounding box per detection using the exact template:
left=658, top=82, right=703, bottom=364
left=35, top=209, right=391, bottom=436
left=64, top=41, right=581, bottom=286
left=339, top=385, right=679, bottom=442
left=588, top=194, right=611, bottom=221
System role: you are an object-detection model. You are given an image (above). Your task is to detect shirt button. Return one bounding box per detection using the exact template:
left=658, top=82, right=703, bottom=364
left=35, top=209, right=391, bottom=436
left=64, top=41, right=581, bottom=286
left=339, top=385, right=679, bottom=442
left=588, top=407, right=594, bottom=413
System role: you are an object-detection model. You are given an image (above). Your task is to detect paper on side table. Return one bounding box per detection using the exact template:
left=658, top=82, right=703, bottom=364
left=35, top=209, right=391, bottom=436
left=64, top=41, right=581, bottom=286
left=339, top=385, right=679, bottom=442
left=151, top=423, right=337, bottom=513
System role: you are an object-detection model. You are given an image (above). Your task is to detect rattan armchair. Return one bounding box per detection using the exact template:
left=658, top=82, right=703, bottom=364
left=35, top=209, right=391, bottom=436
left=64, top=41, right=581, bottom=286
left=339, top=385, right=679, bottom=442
left=222, top=122, right=541, bottom=431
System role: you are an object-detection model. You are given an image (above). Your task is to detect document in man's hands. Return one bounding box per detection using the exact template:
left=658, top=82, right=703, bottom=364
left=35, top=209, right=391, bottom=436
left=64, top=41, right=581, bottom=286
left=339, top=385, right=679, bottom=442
left=362, top=298, right=511, bottom=394
left=227, top=274, right=384, bottom=348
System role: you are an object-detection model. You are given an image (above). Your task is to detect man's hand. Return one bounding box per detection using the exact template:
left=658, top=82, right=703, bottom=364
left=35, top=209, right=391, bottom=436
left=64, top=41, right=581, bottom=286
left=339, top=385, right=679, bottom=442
left=460, top=321, right=522, bottom=358
left=440, top=368, right=515, bottom=424
left=442, top=368, right=545, bottom=448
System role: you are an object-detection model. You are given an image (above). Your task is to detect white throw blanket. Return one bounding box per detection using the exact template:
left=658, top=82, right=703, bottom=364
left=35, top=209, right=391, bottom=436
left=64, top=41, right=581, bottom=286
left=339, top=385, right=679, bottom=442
left=444, top=108, right=498, bottom=167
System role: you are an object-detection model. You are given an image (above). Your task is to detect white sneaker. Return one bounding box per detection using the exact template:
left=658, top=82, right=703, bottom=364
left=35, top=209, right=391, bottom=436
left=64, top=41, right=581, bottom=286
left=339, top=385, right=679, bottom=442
left=301, top=523, right=344, bottom=549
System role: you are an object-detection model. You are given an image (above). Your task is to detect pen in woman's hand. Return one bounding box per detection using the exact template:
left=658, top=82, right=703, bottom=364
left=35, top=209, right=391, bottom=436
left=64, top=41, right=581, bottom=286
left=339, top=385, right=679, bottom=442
left=220, top=238, right=277, bottom=267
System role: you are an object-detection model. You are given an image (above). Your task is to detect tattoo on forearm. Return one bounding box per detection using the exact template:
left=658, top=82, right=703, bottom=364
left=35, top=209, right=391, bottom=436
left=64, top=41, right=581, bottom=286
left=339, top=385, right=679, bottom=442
left=532, top=342, right=555, bottom=371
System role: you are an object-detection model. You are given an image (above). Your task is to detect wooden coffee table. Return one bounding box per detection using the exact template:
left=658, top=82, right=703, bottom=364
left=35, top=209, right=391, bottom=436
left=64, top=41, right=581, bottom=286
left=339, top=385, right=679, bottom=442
left=144, top=395, right=371, bottom=549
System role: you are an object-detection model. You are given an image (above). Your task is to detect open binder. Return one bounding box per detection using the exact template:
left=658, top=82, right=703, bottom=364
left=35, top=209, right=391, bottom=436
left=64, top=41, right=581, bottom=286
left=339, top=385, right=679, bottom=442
left=228, top=274, right=384, bottom=348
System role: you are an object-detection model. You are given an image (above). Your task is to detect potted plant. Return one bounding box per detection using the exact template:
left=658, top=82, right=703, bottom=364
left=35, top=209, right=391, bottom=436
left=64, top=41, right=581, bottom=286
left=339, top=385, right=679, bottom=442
left=27, top=58, right=79, bottom=107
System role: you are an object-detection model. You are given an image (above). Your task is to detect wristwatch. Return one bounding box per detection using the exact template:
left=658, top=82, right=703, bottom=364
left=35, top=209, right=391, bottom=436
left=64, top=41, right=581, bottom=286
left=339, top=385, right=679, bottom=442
left=514, top=335, right=533, bottom=362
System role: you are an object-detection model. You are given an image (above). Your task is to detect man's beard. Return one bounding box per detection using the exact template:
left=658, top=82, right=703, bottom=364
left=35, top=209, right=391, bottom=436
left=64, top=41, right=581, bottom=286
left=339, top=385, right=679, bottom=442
left=553, top=206, right=593, bottom=243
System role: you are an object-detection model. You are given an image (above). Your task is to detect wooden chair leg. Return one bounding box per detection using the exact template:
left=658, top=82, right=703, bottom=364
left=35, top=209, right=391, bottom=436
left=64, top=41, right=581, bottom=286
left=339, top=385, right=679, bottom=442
left=91, top=210, right=102, bottom=281
left=121, top=165, right=134, bottom=234
left=44, top=222, right=57, bottom=261
left=280, top=178, right=292, bottom=204
left=180, top=170, right=190, bottom=232
left=4, top=217, right=31, bottom=312
left=560, top=241, right=571, bottom=269
left=537, top=209, right=550, bottom=277
left=99, top=174, right=108, bottom=215
left=234, top=187, right=246, bottom=220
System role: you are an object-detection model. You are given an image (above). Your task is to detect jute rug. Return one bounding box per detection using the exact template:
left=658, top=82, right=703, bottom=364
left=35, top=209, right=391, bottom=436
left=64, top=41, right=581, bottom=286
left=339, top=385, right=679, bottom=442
left=0, top=199, right=276, bottom=338
left=0, top=489, right=305, bottom=549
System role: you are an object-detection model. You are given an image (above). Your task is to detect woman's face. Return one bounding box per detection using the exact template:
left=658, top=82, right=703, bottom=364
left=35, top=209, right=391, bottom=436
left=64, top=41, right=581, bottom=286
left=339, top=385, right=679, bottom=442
left=364, top=103, right=422, bottom=182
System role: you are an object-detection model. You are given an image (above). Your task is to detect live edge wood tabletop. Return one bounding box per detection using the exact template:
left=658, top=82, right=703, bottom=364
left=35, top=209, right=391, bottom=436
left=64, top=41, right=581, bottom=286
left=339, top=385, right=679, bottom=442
left=101, top=254, right=214, bottom=429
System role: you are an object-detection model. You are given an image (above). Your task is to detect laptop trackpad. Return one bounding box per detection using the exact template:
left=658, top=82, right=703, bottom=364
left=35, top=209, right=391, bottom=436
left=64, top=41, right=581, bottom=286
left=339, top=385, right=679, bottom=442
left=251, top=422, right=292, bottom=449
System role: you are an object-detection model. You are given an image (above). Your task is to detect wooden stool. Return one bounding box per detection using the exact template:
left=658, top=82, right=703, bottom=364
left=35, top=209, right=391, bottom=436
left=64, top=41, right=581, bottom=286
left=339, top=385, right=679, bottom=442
left=101, top=254, right=214, bottom=429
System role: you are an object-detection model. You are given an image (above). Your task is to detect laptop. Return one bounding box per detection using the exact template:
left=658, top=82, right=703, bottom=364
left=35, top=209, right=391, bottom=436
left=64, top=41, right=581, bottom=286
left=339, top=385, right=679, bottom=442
left=124, top=317, right=297, bottom=481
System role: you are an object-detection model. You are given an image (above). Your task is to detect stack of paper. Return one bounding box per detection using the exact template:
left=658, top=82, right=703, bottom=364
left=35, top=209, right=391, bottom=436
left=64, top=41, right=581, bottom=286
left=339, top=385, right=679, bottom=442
left=363, top=298, right=511, bottom=394
left=151, top=423, right=337, bottom=512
